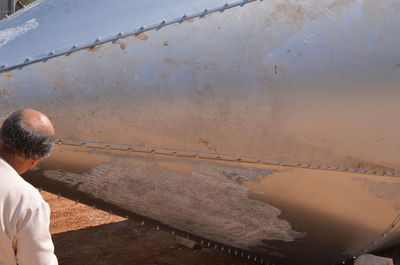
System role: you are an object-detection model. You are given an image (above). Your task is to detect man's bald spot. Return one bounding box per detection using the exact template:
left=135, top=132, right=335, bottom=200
left=20, top=109, right=55, bottom=135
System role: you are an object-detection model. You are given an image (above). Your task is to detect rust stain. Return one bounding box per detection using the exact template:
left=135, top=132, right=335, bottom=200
left=135, top=33, right=148, bottom=41
left=58, top=77, right=65, bottom=82
left=0, top=88, right=10, bottom=97
left=163, top=57, right=180, bottom=66
left=184, top=18, right=195, bottom=23
left=1, top=72, right=14, bottom=81
left=114, top=41, right=126, bottom=50
left=88, top=45, right=102, bottom=52
left=162, top=41, right=169, bottom=46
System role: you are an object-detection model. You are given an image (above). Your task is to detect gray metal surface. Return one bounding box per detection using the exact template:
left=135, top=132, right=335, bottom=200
left=0, top=0, right=16, bottom=19
left=1, top=0, right=400, bottom=264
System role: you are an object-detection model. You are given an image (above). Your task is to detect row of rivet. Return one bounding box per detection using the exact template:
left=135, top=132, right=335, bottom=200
left=39, top=187, right=277, bottom=265
left=56, top=138, right=399, bottom=177
left=0, top=0, right=261, bottom=72
left=342, top=213, right=400, bottom=264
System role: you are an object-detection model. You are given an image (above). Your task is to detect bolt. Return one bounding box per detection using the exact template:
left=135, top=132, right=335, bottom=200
left=117, top=32, right=124, bottom=37
left=25, top=57, right=32, bottom=62
left=247, top=254, right=251, bottom=260
left=139, top=26, right=145, bottom=31
left=156, top=225, right=160, bottom=230
left=221, top=246, right=224, bottom=251
left=140, top=220, right=145, bottom=226
left=72, top=45, right=77, bottom=49
left=95, top=38, right=101, bottom=43
left=207, top=242, right=211, bottom=247
left=200, top=240, right=204, bottom=245
left=228, top=248, right=231, bottom=253
left=254, top=256, right=257, bottom=261
left=160, top=20, right=166, bottom=26
left=234, top=250, right=238, bottom=255
left=49, top=51, right=55, bottom=56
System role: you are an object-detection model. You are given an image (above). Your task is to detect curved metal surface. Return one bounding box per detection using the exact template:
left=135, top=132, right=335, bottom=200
left=1, top=0, right=400, bottom=264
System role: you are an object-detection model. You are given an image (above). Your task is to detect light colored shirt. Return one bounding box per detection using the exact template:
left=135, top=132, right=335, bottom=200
left=0, top=157, right=58, bottom=265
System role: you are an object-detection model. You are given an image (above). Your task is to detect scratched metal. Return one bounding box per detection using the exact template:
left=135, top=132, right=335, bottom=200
left=0, top=0, right=400, bottom=264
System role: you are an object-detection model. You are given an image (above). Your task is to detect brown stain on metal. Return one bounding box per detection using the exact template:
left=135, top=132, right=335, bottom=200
left=0, top=88, right=10, bottom=97
left=164, top=57, right=180, bottom=66
left=88, top=45, right=102, bottom=52
left=1, top=72, right=14, bottom=81
left=184, top=18, right=195, bottom=23
left=113, top=41, right=126, bottom=50
left=135, top=33, right=148, bottom=41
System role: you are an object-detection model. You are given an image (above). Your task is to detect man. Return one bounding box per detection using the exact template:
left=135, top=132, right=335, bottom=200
left=0, top=109, right=58, bottom=265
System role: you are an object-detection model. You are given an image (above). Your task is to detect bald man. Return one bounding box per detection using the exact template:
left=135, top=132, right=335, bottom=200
left=0, top=109, right=58, bottom=265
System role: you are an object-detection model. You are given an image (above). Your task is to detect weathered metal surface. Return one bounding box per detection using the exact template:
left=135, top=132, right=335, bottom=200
left=1, top=0, right=400, bottom=264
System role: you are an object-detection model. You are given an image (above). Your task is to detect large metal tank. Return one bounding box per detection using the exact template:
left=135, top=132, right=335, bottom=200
left=1, top=0, right=400, bottom=264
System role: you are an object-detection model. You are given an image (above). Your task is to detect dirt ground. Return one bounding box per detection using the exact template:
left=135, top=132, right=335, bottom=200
left=41, top=191, right=260, bottom=265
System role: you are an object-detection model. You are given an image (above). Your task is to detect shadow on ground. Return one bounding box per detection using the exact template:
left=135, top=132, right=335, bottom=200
left=53, top=220, right=259, bottom=265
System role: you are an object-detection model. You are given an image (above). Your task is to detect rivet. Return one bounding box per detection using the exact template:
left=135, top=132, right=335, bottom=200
left=383, top=234, right=387, bottom=238
left=240, top=252, right=244, bottom=258
left=49, top=51, right=55, bottom=56
left=25, top=57, right=32, bottom=62
left=200, top=240, right=204, bottom=245
left=141, top=220, right=145, bottom=226
left=208, top=242, right=211, bottom=247
left=139, top=26, right=145, bottom=31
left=182, top=14, right=187, bottom=19
left=95, top=38, right=101, bottom=43
left=224, top=3, right=229, bottom=8
left=214, top=244, right=218, bottom=249
left=254, top=256, right=257, bottom=261
left=156, top=225, right=160, bottom=230
left=234, top=250, right=238, bottom=255
left=203, top=8, right=208, bottom=13
left=261, top=259, right=264, bottom=264
left=172, top=230, right=175, bottom=235
left=247, top=254, right=251, bottom=259
left=160, top=20, right=167, bottom=25
left=71, top=45, right=77, bottom=50
left=117, top=32, right=123, bottom=37
left=221, top=246, right=224, bottom=251
left=353, top=256, right=357, bottom=259
left=342, top=261, right=345, bottom=264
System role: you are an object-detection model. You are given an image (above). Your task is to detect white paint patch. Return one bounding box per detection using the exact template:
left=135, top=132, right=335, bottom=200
left=0, top=19, right=39, bottom=48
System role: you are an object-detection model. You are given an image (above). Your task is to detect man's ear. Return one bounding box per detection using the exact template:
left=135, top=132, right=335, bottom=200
left=31, top=159, right=42, bottom=167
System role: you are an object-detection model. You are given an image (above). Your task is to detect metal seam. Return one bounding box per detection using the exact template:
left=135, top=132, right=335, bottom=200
left=0, top=0, right=261, bottom=73
left=350, top=213, right=400, bottom=261
left=56, top=138, right=399, bottom=177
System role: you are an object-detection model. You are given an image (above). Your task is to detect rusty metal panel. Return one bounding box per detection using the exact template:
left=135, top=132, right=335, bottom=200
left=1, top=0, right=400, bottom=264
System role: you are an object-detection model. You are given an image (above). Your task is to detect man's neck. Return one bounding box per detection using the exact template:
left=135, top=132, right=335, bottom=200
left=0, top=145, right=25, bottom=174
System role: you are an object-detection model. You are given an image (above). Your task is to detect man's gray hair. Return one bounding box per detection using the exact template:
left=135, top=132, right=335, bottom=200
left=0, top=110, right=55, bottom=159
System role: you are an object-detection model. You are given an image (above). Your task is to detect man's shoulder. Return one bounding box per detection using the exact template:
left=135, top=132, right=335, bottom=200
left=0, top=159, right=44, bottom=207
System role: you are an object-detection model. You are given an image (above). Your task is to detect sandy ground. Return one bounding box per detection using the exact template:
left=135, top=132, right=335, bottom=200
left=41, top=191, right=260, bottom=265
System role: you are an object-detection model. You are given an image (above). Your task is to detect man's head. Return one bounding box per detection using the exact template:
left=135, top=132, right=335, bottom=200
left=0, top=109, right=55, bottom=174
